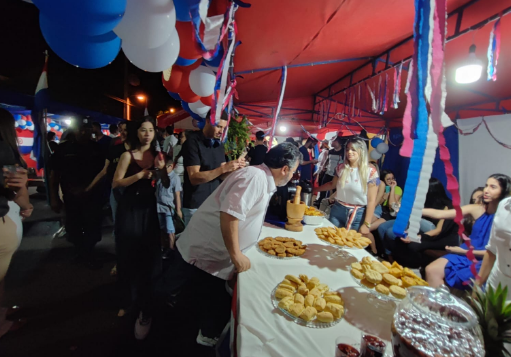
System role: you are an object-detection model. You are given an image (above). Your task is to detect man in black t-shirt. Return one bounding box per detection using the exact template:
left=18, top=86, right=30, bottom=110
left=50, top=123, right=106, bottom=269
left=247, top=131, right=267, bottom=166
left=182, top=111, right=243, bottom=225
left=92, top=121, right=112, bottom=157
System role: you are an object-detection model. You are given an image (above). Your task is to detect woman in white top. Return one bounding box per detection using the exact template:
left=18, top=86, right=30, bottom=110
left=476, top=196, right=511, bottom=299
left=314, top=138, right=379, bottom=235
left=172, top=131, right=187, bottom=184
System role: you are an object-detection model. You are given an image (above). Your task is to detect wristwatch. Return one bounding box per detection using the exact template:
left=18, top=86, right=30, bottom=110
left=363, top=221, right=371, bottom=228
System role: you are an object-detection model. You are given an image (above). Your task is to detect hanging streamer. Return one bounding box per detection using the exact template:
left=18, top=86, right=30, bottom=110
left=357, top=85, right=361, bottom=117
left=400, top=59, right=415, bottom=158
left=366, top=82, right=376, bottom=113
left=487, top=15, right=501, bottom=81
left=267, top=66, right=288, bottom=151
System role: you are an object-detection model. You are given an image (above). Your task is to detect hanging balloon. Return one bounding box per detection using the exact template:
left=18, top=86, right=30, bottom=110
left=40, top=15, right=121, bottom=69
left=370, top=150, right=383, bottom=160
left=28, top=124, right=35, bottom=131
left=167, top=91, right=182, bottom=101
left=189, top=66, right=215, bottom=97
left=19, top=125, right=27, bottom=130
left=188, top=100, right=210, bottom=118
left=370, top=137, right=383, bottom=148
left=114, top=0, right=176, bottom=49
left=175, top=20, right=202, bottom=60
left=18, top=119, right=26, bottom=126
left=123, top=28, right=180, bottom=72
left=26, top=121, right=33, bottom=127
left=376, top=142, right=389, bottom=154
left=33, top=0, right=126, bottom=36
left=181, top=101, right=202, bottom=120
left=200, top=95, right=213, bottom=107
left=174, top=0, right=201, bottom=22
left=13, top=114, right=22, bottom=121
left=162, top=61, right=201, bottom=93
left=14, top=122, right=19, bottom=128
left=49, top=122, right=56, bottom=128
left=179, top=85, right=200, bottom=103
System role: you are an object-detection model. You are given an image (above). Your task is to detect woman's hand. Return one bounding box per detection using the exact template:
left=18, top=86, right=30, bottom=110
left=20, top=205, right=34, bottom=219
left=3, top=166, right=28, bottom=191
left=389, top=180, right=397, bottom=190
left=359, top=224, right=370, bottom=235
left=138, top=169, right=153, bottom=180
left=445, top=246, right=467, bottom=254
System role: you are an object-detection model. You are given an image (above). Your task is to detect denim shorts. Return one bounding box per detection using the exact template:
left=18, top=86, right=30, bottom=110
left=158, top=213, right=175, bottom=234
left=328, top=202, right=366, bottom=231
left=373, top=205, right=383, bottom=219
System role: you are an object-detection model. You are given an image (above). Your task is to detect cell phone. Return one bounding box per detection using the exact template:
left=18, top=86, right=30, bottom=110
left=385, top=186, right=391, bottom=193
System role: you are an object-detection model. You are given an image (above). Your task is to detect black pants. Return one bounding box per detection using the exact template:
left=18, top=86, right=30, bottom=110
left=317, top=174, right=334, bottom=203
left=161, top=251, right=232, bottom=338
left=392, top=234, right=460, bottom=269
left=64, top=194, right=103, bottom=259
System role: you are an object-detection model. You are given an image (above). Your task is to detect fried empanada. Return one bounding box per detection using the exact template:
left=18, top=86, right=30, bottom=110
left=278, top=283, right=295, bottom=292
left=267, top=250, right=276, bottom=256
left=299, top=274, right=309, bottom=283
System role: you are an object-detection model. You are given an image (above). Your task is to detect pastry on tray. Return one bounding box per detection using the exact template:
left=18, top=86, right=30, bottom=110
left=314, top=227, right=371, bottom=249
left=258, top=237, right=307, bottom=257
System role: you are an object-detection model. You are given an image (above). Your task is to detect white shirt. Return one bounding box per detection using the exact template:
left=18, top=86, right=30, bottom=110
left=334, top=164, right=379, bottom=206
left=163, top=135, right=178, bottom=155
left=177, top=164, right=277, bottom=280
left=486, top=197, right=511, bottom=296
left=315, top=149, right=328, bottom=174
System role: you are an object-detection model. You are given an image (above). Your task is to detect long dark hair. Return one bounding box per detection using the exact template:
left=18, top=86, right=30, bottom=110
left=488, top=173, right=511, bottom=201
left=127, top=116, right=157, bottom=156
left=380, top=169, right=394, bottom=183
left=0, top=109, right=26, bottom=167
left=424, top=178, right=452, bottom=210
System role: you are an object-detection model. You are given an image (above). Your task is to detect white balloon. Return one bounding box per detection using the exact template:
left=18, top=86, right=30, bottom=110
left=123, top=28, right=180, bottom=72
left=18, top=119, right=26, bottom=126
left=189, top=66, right=216, bottom=97
left=14, top=122, right=18, bottom=128
left=28, top=125, right=34, bottom=131
left=188, top=100, right=210, bottom=117
left=376, top=142, right=389, bottom=154
left=370, top=150, right=382, bottom=160
left=114, top=0, right=176, bottom=49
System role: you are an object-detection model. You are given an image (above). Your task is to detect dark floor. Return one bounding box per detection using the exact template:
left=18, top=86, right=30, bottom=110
left=0, top=190, right=217, bottom=357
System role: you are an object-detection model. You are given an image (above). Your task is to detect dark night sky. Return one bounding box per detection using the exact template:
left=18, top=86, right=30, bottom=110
left=0, top=0, right=181, bottom=119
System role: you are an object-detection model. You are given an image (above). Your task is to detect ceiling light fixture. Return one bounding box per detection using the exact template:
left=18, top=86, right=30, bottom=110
left=455, top=44, right=483, bottom=84
left=279, top=125, right=287, bottom=133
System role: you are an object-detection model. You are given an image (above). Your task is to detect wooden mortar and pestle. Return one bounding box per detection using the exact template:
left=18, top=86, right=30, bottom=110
left=285, top=185, right=307, bottom=232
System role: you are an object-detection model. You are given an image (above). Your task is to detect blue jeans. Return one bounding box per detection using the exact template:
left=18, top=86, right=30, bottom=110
left=328, top=202, right=366, bottom=231
left=377, top=219, right=437, bottom=254
left=183, top=208, right=197, bottom=227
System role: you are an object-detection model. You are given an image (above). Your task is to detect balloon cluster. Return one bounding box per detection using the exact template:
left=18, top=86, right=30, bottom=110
left=13, top=114, right=34, bottom=131
left=369, top=137, right=389, bottom=160
left=161, top=4, right=224, bottom=128
left=33, top=0, right=125, bottom=69
left=46, top=118, right=64, bottom=136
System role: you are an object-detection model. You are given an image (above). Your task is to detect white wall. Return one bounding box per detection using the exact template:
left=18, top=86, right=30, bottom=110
left=458, top=114, right=511, bottom=205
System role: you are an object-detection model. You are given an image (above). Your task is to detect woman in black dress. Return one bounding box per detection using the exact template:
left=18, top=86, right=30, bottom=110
left=113, top=117, right=168, bottom=340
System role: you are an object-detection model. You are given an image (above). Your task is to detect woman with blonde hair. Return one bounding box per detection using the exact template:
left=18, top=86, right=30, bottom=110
left=314, top=138, right=379, bottom=234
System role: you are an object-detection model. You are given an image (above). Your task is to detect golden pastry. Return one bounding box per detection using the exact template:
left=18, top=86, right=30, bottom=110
left=278, top=283, right=295, bottom=292
left=375, top=284, right=390, bottom=295
left=391, top=261, right=404, bottom=271
left=360, top=278, right=376, bottom=289
left=383, top=273, right=401, bottom=286
left=297, top=285, right=309, bottom=296
left=389, top=267, right=403, bottom=278
left=294, top=293, right=305, bottom=305
left=313, top=297, right=326, bottom=311
left=263, top=243, right=272, bottom=250
left=414, top=278, right=429, bottom=286
left=365, top=270, right=383, bottom=284
left=267, top=250, right=276, bottom=256
left=275, top=288, right=293, bottom=299
left=281, top=279, right=292, bottom=285
left=299, top=306, right=318, bottom=321
left=305, top=294, right=315, bottom=307
left=299, top=274, right=309, bottom=284
left=283, top=242, right=295, bottom=248
left=317, top=283, right=329, bottom=294
left=306, top=277, right=320, bottom=290
left=401, top=276, right=417, bottom=288
left=324, top=291, right=340, bottom=297
left=287, top=253, right=294, bottom=257
left=325, top=302, right=344, bottom=319
left=285, top=275, right=302, bottom=285
left=361, top=256, right=373, bottom=265
left=309, top=288, right=322, bottom=298
left=295, top=249, right=306, bottom=255
left=324, top=295, right=342, bottom=305
left=316, top=311, right=334, bottom=323
left=275, top=247, right=286, bottom=254
left=351, top=262, right=363, bottom=271
left=277, top=253, right=286, bottom=258
left=278, top=296, right=294, bottom=310
left=389, top=285, right=407, bottom=299
left=276, top=237, right=286, bottom=242
left=371, top=261, right=390, bottom=274
left=361, top=264, right=373, bottom=273
left=350, top=268, right=364, bottom=280
left=403, top=267, right=419, bottom=279
left=382, top=261, right=392, bottom=269
left=288, top=303, right=305, bottom=317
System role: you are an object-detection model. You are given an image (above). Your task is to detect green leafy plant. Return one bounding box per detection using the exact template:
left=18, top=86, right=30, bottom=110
left=224, top=115, right=250, bottom=161
left=466, top=282, right=511, bottom=357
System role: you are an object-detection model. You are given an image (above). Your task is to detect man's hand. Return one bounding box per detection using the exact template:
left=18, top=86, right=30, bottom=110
left=3, top=166, right=28, bottom=191
left=223, top=160, right=242, bottom=173
left=232, top=251, right=251, bottom=273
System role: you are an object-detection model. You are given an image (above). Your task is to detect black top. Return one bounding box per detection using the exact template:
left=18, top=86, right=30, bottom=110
left=96, top=135, right=112, bottom=157
left=107, top=142, right=127, bottom=182
left=248, top=144, right=267, bottom=166
left=51, top=140, right=104, bottom=196
left=182, top=130, right=226, bottom=209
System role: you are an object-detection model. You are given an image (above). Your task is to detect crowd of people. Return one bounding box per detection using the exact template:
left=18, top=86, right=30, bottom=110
left=1, top=106, right=511, bottom=345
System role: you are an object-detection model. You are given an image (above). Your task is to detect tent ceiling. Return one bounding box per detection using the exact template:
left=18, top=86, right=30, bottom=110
left=233, top=0, right=511, bottom=134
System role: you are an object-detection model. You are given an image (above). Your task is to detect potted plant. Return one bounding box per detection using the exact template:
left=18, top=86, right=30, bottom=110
left=224, top=115, right=250, bottom=161
left=466, top=283, right=511, bottom=357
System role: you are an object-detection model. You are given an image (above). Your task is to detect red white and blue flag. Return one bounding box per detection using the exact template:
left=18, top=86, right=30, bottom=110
left=32, top=55, right=49, bottom=170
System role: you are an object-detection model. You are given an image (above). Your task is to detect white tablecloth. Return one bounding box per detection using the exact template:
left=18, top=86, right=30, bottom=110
left=236, top=221, right=395, bottom=357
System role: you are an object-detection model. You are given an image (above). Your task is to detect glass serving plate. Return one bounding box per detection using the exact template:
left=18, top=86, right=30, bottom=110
left=316, top=235, right=363, bottom=258
left=270, top=286, right=344, bottom=329
left=256, top=245, right=303, bottom=260
left=348, top=267, right=403, bottom=303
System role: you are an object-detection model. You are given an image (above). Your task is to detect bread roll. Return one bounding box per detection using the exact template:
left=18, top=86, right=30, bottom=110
left=288, top=303, right=305, bottom=317
left=313, top=297, right=326, bottom=312
left=278, top=296, right=294, bottom=310
left=294, top=293, right=305, bottom=305
left=325, top=302, right=344, bottom=319
left=299, top=306, right=317, bottom=322
left=304, top=294, right=315, bottom=307
left=316, top=311, right=334, bottom=323
left=324, top=295, right=342, bottom=305
left=275, top=288, right=293, bottom=299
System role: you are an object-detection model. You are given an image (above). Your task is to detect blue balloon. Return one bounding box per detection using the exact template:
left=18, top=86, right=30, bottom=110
left=168, top=91, right=182, bottom=101
left=175, top=56, right=198, bottom=67
left=33, top=0, right=126, bottom=36
left=13, top=114, right=22, bottom=121
left=19, top=125, right=27, bottom=130
left=40, top=14, right=121, bottom=69
left=49, top=122, right=56, bottom=128
left=181, top=101, right=202, bottom=120
left=26, top=121, right=33, bottom=127
left=174, top=0, right=200, bottom=22
left=196, top=119, right=206, bottom=130
left=371, top=137, right=383, bottom=149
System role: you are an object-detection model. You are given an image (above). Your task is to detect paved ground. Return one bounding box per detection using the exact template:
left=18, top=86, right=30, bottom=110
left=1, top=190, right=218, bottom=357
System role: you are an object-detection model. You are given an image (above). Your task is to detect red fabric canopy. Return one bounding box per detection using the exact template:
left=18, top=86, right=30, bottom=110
left=232, top=0, right=511, bottom=135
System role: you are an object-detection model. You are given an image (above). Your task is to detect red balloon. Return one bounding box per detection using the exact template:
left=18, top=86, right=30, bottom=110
left=163, top=61, right=202, bottom=93
left=179, top=86, right=200, bottom=103
left=176, top=21, right=202, bottom=60
left=200, top=95, right=213, bottom=106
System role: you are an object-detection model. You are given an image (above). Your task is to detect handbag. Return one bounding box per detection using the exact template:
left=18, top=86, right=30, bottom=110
left=170, top=206, right=185, bottom=235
